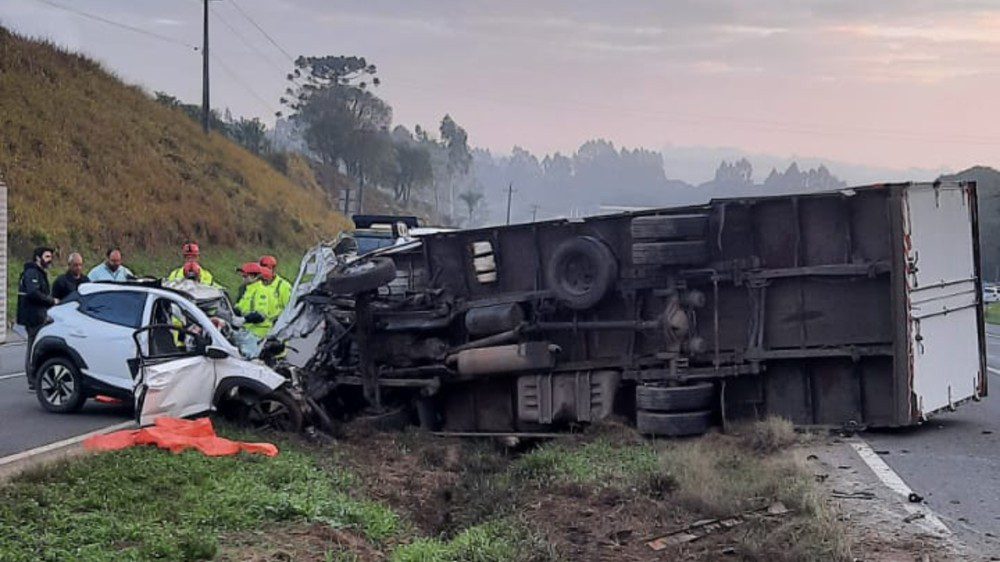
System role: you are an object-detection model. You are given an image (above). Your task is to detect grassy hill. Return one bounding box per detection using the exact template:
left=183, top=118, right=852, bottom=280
left=0, top=26, right=352, bottom=318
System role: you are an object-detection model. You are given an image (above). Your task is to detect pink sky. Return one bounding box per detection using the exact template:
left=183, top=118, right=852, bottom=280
left=2, top=0, right=999, bottom=171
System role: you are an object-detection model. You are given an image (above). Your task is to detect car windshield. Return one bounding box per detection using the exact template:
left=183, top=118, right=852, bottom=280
left=355, top=234, right=397, bottom=255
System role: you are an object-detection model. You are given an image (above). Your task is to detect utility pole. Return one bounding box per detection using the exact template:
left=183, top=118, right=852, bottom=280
left=342, top=188, right=352, bottom=215
left=530, top=204, right=539, bottom=222
left=505, top=183, right=514, bottom=225
left=201, top=0, right=210, bottom=133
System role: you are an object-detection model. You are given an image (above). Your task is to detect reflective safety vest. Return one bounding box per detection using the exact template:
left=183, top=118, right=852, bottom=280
left=167, top=265, right=215, bottom=285
left=236, top=280, right=284, bottom=338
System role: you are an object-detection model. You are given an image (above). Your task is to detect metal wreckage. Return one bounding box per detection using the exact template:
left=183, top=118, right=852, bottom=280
left=246, top=180, right=989, bottom=437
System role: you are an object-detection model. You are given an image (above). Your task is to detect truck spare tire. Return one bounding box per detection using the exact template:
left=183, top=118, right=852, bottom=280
left=545, top=236, right=618, bottom=310
left=636, top=410, right=713, bottom=437
left=324, top=257, right=397, bottom=295
left=636, top=382, right=716, bottom=412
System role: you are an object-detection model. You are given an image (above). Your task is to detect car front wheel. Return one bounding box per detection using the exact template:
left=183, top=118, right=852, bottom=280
left=36, top=357, right=86, bottom=413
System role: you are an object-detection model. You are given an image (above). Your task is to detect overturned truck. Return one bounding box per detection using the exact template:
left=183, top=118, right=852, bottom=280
left=295, top=181, right=987, bottom=436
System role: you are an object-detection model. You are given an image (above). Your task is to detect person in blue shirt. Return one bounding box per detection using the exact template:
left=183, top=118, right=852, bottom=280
left=88, top=248, right=134, bottom=282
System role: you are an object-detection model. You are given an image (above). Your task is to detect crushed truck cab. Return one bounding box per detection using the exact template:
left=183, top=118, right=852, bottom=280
left=293, top=181, right=986, bottom=436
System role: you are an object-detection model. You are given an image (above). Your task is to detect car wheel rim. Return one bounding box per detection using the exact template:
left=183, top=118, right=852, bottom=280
left=247, top=398, right=291, bottom=431
left=40, top=365, right=74, bottom=406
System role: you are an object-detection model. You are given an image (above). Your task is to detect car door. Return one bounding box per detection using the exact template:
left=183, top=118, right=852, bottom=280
left=72, top=291, right=149, bottom=389
left=132, top=323, right=217, bottom=426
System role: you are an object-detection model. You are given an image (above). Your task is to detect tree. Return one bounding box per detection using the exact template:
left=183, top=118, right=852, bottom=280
left=229, top=117, right=269, bottom=155
left=458, top=190, right=484, bottom=227
left=440, top=115, right=472, bottom=218
left=392, top=142, right=433, bottom=203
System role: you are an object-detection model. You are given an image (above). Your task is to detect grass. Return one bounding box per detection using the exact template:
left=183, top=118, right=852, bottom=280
left=986, top=302, right=1000, bottom=325
left=0, top=435, right=398, bottom=562
left=391, top=519, right=552, bottom=562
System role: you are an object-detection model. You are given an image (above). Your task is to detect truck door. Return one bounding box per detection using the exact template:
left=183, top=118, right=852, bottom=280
left=903, top=183, right=985, bottom=417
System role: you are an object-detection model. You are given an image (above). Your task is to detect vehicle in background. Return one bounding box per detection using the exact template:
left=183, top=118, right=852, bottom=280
left=351, top=214, right=420, bottom=255
left=983, top=284, right=1000, bottom=304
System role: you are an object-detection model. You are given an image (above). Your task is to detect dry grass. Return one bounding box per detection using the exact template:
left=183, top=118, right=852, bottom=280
left=0, top=26, right=351, bottom=262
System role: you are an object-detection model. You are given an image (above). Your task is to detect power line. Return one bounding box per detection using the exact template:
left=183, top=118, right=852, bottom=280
left=227, top=0, right=296, bottom=64
left=209, top=4, right=290, bottom=78
left=209, top=53, right=279, bottom=115
left=33, top=0, right=198, bottom=51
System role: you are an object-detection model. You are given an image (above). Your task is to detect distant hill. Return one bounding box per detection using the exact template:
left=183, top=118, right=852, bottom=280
left=0, top=26, right=350, bottom=260
left=939, top=166, right=1000, bottom=282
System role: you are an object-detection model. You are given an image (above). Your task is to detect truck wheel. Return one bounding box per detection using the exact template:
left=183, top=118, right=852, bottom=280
left=242, top=389, right=304, bottom=433
left=324, top=257, right=396, bottom=295
left=545, top=236, right=618, bottom=310
left=631, top=214, right=708, bottom=240
left=637, top=410, right=713, bottom=437
left=36, top=357, right=86, bottom=413
left=632, top=240, right=708, bottom=266
left=636, top=382, right=715, bottom=412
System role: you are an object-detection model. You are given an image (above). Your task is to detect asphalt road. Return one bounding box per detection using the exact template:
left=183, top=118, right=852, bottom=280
left=0, top=341, right=130, bottom=457
left=865, top=325, right=1000, bottom=553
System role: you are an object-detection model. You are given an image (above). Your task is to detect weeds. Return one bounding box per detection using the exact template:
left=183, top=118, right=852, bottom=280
left=391, top=519, right=554, bottom=562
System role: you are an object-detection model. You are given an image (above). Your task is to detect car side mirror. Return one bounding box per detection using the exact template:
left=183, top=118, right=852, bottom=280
left=205, top=346, right=229, bottom=360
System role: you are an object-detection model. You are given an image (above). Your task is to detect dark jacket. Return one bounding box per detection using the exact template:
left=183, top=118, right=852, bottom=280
left=52, top=272, right=90, bottom=300
left=17, top=262, right=54, bottom=328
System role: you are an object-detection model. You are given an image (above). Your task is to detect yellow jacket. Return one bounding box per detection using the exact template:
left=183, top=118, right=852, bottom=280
left=236, top=280, right=286, bottom=338
left=167, top=265, right=215, bottom=285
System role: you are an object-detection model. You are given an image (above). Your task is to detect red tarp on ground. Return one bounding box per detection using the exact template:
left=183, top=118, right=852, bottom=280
left=84, top=417, right=278, bottom=457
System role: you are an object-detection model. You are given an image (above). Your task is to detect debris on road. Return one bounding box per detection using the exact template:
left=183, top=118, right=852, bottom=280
left=84, top=417, right=278, bottom=457
left=646, top=501, right=792, bottom=550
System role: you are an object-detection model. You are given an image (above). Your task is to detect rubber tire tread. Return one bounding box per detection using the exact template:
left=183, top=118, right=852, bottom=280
left=240, top=388, right=304, bottom=433
left=35, top=357, right=86, bottom=414
left=632, top=240, right=708, bottom=266
left=631, top=214, right=708, bottom=240
left=545, top=236, right=618, bottom=310
left=324, top=257, right=397, bottom=294
left=636, top=410, right=713, bottom=437
left=636, top=382, right=715, bottom=412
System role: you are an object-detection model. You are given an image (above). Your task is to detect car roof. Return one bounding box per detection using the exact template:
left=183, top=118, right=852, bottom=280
left=78, top=281, right=196, bottom=302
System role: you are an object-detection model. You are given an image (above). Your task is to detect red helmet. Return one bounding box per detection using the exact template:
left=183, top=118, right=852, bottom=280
left=183, top=261, right=202, bottom=280
left=259, top=255, right=277, bottom=269
left=259, top=266, right=274, bottom=282
left=237, top=262, right=262, bottom=276
left=182, top=242, right=200, bottom=258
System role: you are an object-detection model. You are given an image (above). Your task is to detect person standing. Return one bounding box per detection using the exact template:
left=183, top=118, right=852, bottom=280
left=17, top=247, right=57, bottom=387
left=52, top=252, right=90, bottom=300
left=167, top=243, right=214, bottom=285
left=234, top=262, right=262, bottom=303
left=88, top=248, right=134, bottom=282
left=259, top=255, right=292, bottom=309
left=236, top=267, right=283, bottom=339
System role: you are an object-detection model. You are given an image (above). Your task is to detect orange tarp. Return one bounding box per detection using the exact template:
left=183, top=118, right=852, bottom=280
left=84, top=417, right=278, bottom=457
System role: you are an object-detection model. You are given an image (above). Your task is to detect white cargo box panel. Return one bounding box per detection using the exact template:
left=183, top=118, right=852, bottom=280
left=903, top=182, right=985, bottom=418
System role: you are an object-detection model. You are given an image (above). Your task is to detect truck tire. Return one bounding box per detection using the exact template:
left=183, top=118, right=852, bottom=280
left=637, top=410, right=713, bottom=437
left=545, top=236, right=618, bottom=310
left=636, top=382, right=715, bottom=412
left=324, top=257, right=396, bottom=295
left=36, top=357, right=86, bottom=413
left=632, top=240, right=708, bottom=266
left=631, top=214, right=708, bottom=240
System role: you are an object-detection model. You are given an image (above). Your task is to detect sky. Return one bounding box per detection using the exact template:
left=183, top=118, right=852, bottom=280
left=2, top=0, right=999, bottom=173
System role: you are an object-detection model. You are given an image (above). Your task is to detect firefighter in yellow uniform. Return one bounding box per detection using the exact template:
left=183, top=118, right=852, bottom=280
left=167, top=242, right=215, bottom=285
left=236, top=267, right=284, bottom=339
left=259, top=255, right=292, bottom=310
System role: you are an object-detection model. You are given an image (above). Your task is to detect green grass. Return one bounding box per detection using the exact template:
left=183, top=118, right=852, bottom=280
left=391, top=519, right=550, bottom=562
left=0, top=439, right=398, bottom=562
left=515, top=437, right=660, bottom=488
left=986, top=302, right=1000, bottom=325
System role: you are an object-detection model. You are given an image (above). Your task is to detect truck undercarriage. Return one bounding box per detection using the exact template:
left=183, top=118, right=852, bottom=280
left=282, top=181, right=987, bottom=437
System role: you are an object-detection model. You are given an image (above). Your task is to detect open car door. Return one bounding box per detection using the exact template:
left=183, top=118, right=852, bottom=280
left=131, top=324, right=218, bottom=426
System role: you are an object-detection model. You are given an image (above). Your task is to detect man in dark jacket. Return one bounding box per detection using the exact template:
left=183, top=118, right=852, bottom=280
left=52, top=252, right=89, bottom=300
left=17, top=247, right=57, bottom=388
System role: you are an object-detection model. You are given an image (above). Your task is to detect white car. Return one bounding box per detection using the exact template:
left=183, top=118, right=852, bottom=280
left=984, top=285, right=1000, bottom=304
left=29, top=282, right=295, bottom=428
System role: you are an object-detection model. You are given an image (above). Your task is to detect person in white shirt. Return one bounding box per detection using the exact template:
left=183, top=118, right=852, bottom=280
left=87, top=248, right=134, bottom=282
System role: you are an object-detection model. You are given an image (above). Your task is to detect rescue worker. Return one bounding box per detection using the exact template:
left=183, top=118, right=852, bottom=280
left=259, top=255, right=292, bottom=310
left=235, top=266, right=282, bottom=339
left=167, top=242, right=214, bottom=285
left=182, top=261, right=202, bottom=282
left=234, top=262, right=262, bottom=303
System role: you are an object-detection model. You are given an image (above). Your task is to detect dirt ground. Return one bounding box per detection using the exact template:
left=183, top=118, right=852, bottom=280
left=216, top=422, right=974, bottom=561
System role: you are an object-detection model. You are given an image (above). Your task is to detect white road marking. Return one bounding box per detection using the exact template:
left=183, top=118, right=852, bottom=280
left=0, top=372, right=26, bottom=381
left=848, top=438, right=951, bottom=536
left=0, top=420, right=135, bottom=469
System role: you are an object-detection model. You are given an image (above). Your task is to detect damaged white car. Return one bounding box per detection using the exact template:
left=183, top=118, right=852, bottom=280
left=28, top=281, right=303, bottom=430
